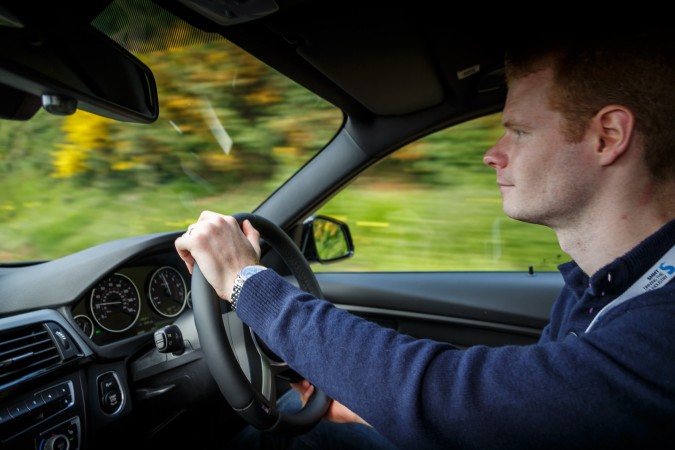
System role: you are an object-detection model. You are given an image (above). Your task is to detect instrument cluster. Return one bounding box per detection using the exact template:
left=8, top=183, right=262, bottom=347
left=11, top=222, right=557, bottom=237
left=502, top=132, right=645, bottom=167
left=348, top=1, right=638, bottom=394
left=71, top=262, right=191, bottom=346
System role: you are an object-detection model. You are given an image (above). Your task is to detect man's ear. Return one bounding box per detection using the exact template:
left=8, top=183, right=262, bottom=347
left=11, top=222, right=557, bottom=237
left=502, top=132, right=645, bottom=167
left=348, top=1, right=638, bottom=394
left=592, top=105, right=635, bottom=166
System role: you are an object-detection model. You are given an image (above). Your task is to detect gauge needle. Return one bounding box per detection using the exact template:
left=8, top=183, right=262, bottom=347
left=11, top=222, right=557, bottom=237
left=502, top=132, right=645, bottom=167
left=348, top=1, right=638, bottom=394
left=161, top=273, right=172, bottom=296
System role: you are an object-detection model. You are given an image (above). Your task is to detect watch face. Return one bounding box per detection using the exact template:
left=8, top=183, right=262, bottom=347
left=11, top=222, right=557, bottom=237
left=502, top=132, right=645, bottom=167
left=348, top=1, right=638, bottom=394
left=240, top=265, right=266, bottom=279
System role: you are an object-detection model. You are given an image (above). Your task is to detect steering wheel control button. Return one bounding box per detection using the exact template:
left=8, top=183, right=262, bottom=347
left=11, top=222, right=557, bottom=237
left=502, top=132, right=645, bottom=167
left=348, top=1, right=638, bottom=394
left=97, top=372, right=125, bottom=415
left=154, top=325, right=185, bottom=355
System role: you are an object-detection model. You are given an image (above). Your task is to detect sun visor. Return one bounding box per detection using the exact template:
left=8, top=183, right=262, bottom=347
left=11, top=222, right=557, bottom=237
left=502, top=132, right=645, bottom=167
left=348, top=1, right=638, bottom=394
left=294, top=29, right=444, bottom=116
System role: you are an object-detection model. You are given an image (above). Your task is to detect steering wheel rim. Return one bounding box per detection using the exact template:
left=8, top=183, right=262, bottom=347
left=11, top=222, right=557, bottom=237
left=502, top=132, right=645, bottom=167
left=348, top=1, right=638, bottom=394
left=191, top=212, right=330, bottom=436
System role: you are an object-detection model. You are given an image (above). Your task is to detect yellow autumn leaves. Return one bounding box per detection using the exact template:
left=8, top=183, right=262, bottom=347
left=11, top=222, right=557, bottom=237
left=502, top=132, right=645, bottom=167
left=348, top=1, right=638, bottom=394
left=51, top=112, right=111, bottom=178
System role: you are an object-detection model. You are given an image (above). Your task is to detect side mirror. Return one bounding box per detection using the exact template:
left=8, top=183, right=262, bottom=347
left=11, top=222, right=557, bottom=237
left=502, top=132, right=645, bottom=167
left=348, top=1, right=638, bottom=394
left=301, top=215, right=354, bottom=264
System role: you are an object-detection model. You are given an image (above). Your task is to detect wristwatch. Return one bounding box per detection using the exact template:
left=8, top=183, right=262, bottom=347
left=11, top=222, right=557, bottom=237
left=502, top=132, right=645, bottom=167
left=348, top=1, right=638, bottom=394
left=230, top=265, right=267, bottom=311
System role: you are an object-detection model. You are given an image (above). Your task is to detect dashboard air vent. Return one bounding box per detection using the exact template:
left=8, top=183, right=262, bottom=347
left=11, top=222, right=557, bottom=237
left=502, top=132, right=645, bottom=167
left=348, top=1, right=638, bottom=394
left=0, top=323, right=61, bottom=390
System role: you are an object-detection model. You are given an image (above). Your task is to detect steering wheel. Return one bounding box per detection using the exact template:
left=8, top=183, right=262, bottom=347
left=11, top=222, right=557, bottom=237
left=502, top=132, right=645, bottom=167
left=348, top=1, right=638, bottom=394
left=191, top=212, right=330, bottom=436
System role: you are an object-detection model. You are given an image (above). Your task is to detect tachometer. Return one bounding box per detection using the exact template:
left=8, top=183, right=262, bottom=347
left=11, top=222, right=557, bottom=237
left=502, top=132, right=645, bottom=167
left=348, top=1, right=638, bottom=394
left=148, top=266, right=187, bottom=317
left=90, top=273, right=141, bottom=333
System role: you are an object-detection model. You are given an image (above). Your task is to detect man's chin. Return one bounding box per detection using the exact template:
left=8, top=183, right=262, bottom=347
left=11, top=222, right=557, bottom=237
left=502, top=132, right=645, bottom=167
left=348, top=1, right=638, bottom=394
left=503, top=207, right=545, bottom=226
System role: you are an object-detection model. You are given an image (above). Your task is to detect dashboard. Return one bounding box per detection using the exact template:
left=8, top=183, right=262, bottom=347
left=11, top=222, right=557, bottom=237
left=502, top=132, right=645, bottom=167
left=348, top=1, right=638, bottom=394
left=0, top=231, right=216, bottom=450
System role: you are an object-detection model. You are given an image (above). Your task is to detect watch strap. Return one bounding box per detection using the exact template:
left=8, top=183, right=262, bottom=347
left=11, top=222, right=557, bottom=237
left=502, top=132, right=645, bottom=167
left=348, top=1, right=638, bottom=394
left=230, top=265, right=266, bottom=311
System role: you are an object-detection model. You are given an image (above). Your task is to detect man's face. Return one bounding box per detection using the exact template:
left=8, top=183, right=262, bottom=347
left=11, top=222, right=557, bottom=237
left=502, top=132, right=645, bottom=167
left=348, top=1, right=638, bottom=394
left=483, top=67, right=597, bottom=229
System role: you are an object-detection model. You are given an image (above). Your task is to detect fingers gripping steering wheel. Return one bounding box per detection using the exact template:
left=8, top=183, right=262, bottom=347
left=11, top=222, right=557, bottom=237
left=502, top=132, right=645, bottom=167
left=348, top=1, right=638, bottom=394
left=191, top=213, right=330, bottom=436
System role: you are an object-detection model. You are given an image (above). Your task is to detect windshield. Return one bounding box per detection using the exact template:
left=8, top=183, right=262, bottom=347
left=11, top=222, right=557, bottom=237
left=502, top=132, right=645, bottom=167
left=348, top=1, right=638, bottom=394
left=0, top=0, right=342, bottom=262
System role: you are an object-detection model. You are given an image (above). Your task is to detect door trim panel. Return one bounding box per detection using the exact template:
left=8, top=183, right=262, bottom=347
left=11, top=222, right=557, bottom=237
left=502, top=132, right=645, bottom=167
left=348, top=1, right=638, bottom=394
left=311, top=271, right=564, bottom=347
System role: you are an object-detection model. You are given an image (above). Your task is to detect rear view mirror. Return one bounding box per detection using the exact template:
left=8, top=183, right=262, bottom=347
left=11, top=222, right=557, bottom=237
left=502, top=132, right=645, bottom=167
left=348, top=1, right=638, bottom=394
left=0, top=4, right=158, bottom=123
left=301, top=215, right=355, bottom=263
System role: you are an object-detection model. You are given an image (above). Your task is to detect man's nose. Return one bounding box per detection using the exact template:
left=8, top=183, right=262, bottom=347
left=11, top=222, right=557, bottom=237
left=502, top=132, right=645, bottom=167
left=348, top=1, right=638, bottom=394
left=483, top=144, right=505, bottom=169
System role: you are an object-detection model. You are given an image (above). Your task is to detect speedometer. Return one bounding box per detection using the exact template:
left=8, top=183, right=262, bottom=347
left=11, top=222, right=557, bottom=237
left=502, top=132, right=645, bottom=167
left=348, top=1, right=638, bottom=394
left=148, top=266, right=187, bottom=317
left=90, top=273, right=141, bottom=333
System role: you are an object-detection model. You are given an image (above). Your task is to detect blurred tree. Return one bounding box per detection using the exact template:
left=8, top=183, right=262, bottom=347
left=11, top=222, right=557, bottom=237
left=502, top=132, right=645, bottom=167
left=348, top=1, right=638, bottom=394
left=51, top=112, right=111, bottom=178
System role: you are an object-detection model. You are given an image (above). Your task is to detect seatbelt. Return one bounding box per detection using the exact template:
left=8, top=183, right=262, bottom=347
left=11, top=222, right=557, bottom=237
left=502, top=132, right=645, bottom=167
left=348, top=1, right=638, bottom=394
left=585, top=244, right=675, bottom=332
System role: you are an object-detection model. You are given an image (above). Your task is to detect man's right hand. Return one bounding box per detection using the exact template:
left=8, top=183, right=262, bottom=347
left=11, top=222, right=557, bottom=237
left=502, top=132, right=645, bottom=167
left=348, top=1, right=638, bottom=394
left=290, top=380, right=371, bottom=426
left=174, top=211, right=261, bottom=302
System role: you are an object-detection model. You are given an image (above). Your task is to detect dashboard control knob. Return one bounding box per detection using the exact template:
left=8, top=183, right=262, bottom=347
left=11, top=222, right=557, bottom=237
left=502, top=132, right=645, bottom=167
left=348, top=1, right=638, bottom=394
left=43, top=433, right=70, bottom=450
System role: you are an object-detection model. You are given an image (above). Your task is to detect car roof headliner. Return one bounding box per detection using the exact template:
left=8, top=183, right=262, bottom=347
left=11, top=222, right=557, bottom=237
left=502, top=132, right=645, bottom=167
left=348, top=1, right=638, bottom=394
left=146, top=1, right=509, bottom=123
left=198, top=1, right=508, bottom=117
left=5, top=0, right=509, bottom=141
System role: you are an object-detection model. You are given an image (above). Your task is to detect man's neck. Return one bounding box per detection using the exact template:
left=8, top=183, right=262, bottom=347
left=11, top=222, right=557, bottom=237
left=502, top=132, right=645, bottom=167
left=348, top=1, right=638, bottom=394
left=555, top=183, right=675, bottom=277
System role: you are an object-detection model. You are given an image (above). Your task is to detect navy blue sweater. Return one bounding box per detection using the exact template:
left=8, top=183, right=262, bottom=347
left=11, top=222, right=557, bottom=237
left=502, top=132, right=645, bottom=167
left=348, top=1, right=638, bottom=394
left=237, top=220, right=675, bottom=449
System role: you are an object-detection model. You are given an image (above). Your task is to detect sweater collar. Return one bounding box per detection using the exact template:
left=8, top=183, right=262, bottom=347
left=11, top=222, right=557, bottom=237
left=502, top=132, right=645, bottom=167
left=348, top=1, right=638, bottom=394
left=559, top=218, right=675, bottom=300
